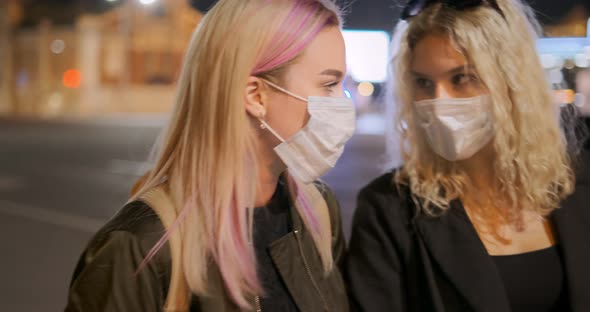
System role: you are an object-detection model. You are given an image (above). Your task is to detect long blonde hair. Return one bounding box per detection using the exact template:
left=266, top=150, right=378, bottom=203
left=131, top=0, right=341, bottom=308
left=390, top=0, right=575, bottom=220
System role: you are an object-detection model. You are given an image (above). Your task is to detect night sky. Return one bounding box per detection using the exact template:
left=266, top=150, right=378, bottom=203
left=15, top=0, right=590, bottom=31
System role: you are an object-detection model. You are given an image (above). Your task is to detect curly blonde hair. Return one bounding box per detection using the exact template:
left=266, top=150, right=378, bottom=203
left=390, top=0, right=575, bottom=221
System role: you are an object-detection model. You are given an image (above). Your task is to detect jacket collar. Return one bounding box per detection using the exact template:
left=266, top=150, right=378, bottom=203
left=414, top=200, right=510, bottom=311
left=414, top=186, right=590, bottom=311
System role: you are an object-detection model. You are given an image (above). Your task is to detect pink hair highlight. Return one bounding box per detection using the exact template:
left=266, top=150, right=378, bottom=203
left=213, top=183, right=261, bottom=307
left=252, top=1, right=337, bottom=75
left=136, top=199, right=191, bottom=275
left=287, top=174, right=321, bottom=234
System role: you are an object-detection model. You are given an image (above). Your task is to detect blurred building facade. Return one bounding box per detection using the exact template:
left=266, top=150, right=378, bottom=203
left=0, top=1, right=589, bottom=118
left=0, top=0, right=202, bottom=117
left=544, top=4, right=589, bottom=37
left=538, top=7, right=590, bottom=114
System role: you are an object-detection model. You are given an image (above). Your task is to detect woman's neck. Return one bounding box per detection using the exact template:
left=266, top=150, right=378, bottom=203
left=254, top=137, right=286, bottom=207
left=459, top=143, right=496, bottom=193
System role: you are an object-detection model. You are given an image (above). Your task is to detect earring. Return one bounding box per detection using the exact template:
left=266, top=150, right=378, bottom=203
left=259, top=111, right=266, bottom=129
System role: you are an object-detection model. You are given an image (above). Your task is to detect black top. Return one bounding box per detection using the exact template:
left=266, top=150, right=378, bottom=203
left=252, top=182, right=299, bottom=312
left=492, top=246, right=570, bottom=311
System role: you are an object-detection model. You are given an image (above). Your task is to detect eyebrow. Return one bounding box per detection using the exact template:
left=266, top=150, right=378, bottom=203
left=411, top=65, right=474, bottom=78
left=320, top=69, right=344, bottom=79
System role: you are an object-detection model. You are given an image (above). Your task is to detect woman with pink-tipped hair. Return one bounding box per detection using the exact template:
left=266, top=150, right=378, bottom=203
left=64, top=1, right=353, bottom=311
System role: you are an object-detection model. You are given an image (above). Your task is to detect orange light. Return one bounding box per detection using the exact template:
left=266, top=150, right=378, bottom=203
left=554, top=89, right=575, bottom=104
left=63, top=69, right=82, bottom=88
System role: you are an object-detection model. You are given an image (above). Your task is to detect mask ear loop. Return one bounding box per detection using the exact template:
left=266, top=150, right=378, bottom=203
left=258, top=111, right=286, bottom=143
left=260, top=78, right=308, bottom=102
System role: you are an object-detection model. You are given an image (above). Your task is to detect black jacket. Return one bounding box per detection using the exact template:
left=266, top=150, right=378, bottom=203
left=344, top=155, right=590, bottom=312
left=65, top=182, right=348, bottom=312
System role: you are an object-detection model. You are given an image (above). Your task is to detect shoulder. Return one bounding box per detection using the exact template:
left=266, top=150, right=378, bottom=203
left=355, top=170, right=415, bottom=225
left=358, top=171, right=400, bottom=199
left=558, top=150, right=590, bottom=219
left=574, top=150, right=590, bottom=187
left=78, top=200, right=170, bottom=273
left=346, top=171, right=418, bottom=281
left=67, top=201, right=169, bottom=311
left=562, top=150, right=590, bottom=210
left=96, top=200, right=166, bottom=247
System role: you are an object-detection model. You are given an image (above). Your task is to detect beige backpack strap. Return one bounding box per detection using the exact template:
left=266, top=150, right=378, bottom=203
left=140, top=186, right=191, bottom=312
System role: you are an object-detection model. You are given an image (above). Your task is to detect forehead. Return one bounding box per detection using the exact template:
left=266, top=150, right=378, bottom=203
left=411, top=34, right=468, bottom=76
left=289, top=26, right=346, bottom=75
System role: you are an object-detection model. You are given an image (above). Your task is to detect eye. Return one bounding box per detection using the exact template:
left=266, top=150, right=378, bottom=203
left=323, top=81, right=340, bottom=89
left=452, top=73, right=477, bottom=86
left=415, top=77, right=433, bottom=89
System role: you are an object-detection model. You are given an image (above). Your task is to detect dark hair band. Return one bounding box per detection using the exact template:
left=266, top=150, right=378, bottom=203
left=401, top=0, right=505, bottom=20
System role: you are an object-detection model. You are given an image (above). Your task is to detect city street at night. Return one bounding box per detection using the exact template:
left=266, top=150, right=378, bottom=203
left=1, top=0, right=589, bottom=310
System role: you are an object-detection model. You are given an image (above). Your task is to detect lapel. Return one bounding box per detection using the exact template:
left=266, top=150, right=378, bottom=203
left=551, top=181, right=590, bottom=312
left=414, top=201, right=511, bottom=311
left=266, top=179, right=338, bottom=311
left=267, top=202, right=320, bottom=311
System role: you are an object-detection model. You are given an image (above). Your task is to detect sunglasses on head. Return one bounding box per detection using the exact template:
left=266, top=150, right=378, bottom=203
left=401, top=0, right=505, bottom=20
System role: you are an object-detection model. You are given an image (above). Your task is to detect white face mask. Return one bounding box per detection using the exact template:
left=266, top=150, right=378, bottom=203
left=259, top=79, right=356, bottom=184
left=413, top=94, right=495, bottom=161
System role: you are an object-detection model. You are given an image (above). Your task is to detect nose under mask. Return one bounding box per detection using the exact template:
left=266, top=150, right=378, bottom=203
left=413, top=94, right=495, bottom=161
left=258, top=79, right=356, bottom=183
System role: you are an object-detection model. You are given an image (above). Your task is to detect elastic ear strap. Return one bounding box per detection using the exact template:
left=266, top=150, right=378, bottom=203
left=140, top=187, right=190, bottom=312
left=259, top=119, right=286, bottom=142
left=260, top=78, right=307, bottom=102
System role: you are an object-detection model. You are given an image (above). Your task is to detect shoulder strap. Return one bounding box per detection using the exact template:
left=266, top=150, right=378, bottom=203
left=140, top=186, right=190, bottom=312
left=316, top=183, right=336, bottom=238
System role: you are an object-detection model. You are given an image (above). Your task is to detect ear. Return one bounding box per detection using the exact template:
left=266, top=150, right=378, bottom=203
left=244, top=76, right=268, bottom=119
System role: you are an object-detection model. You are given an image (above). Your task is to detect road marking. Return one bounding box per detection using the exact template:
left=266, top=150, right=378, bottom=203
left=0, top=200, right=104, bottom=233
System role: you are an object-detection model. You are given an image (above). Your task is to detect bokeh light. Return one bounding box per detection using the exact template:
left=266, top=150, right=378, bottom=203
left=63, top=69, right=82, bottom=88
left=357, top=82, right=375, bottom=97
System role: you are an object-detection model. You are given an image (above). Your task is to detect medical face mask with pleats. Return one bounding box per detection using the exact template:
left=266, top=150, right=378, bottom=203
left=414, top=94, right=495, bottom=161
left=259, top=79, right=356, bottom=183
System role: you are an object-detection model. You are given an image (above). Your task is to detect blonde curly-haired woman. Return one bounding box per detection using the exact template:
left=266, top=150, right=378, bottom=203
left=345, top=0, right=589, bottom=311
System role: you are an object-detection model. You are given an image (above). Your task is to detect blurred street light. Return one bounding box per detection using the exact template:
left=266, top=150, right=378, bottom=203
left=139, top=0, right=157, bottom=5
left=358, top=82, right=375, bottom=97
left=50, top=39, right=65, bottom=54
left=63, top=69, right=82, bottom=88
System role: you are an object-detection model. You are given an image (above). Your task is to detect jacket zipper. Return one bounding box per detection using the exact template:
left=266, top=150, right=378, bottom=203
left=294, top=230, right=329, bottom=312
left=254, top=295, right=262, bottom=312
